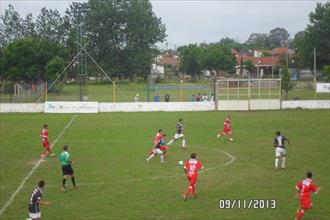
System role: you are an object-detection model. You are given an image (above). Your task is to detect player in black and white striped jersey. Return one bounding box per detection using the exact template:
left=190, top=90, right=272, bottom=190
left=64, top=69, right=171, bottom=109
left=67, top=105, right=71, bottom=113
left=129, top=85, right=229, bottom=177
left=167, top=119, right=186, bottom=148
left=273, top=131, right=290, bottom=170
left=27, top=180, right=50, bottom=220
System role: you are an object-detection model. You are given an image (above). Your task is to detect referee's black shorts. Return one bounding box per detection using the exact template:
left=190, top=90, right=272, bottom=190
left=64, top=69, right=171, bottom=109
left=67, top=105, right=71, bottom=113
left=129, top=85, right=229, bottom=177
left=62, top=164, right=74, bottom=176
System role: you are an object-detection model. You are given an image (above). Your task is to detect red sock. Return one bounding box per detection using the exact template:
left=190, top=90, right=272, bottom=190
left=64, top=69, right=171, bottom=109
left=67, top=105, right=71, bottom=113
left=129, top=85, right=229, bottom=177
left=296, top=209, right=304, bottom=220
left=184, top=186, right=192, bottom=196
left=192, top=185, right=196, bottom=196
left=147, top=151, right=153, bottom=157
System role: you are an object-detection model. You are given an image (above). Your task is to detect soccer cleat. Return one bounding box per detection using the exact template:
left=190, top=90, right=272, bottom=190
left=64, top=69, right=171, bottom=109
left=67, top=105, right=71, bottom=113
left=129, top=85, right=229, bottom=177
left=61, top=186, right=66, bottom=192
left=146, top=158, right=150, bottom=162
left=229, top=138, right=234, bottom=142
left=275, top=167, right=278, bottom=171
left=281, top=166, right=286, bottom=169
left=217, top=134, right=220, bottom=138
left=192, top=194, right=197, bottom=199
left=50, top=153, right=55, bottom=157
left=73, top=185, right=78, bottom=190
left=183, top=194, right=187, bottom=201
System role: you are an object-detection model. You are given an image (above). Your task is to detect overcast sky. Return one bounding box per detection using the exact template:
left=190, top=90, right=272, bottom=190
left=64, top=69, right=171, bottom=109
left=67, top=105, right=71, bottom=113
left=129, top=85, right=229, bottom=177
left=0, top=0, right=324, bottom=49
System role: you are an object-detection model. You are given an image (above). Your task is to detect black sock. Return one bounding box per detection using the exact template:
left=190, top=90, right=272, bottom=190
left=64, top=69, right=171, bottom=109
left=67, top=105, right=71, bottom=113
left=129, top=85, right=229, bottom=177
left=62, top=178, right=66, bottom=188
left=71, top=177, right=76, bottom=186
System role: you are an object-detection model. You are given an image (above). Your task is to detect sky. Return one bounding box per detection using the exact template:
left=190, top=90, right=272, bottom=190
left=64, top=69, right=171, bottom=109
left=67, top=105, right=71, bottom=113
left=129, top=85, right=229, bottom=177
left=0, top=0, right=324, bottom=49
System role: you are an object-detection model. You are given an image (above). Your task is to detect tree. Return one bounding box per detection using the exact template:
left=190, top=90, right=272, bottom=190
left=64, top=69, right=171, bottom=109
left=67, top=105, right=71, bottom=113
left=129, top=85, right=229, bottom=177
left=86, top=0, right=166, bottom=80
left=1, top=38, right=67, bottom=82
left=179, top=44, right=202, bottom=79
left=296, top=2, right=330, bottom=70
left=35, top=7, right=67, bottom=44
left=322, top=65, right=330, bottom=82
left=45, top=56, right=65, bottom=80
left=281, top=67, right=293, bottom=100
left=246, top=33, right=270, bottom=49
left=0, top=5, right=24, bottom=46
left=268, top=27, right=289, bottom=48
left=200, top=44, right=235, bottom=75
left=244, top=60, right=255, bottom=73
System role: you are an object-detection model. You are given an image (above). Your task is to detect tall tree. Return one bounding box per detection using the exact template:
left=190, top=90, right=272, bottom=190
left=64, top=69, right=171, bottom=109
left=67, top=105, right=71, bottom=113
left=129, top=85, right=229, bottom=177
left=246, top=33, right=270, bottom=49
left=268, top=27, right=290, bottom=48
left=0, top=5, right=24, bottom=46
left=86, top=0, right=166, bottom=80
left=296, top=2, right=330, bottom=70
left=1, top=38, right=67, bottom=82
left=179, top=44, right=202, bottom=79
left=36, top=7, right=67, bottom=44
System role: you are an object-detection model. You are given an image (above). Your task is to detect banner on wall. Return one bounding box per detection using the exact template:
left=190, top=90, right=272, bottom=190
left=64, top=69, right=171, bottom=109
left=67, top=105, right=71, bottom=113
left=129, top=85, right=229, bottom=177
left=316, top=83, right=330, bottom=93
left=44, top=102, right=98, bottom=113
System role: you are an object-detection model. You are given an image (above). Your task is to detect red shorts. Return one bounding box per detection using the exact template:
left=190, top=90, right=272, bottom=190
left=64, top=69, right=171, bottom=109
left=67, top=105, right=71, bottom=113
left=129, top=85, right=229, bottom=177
left=42, top=140, right=50, bottom=150
left=300, top=197, right=312, bottom=210
left=223, top=127, right=231, bottom=133
left=187, top=175, right=197, bottom=186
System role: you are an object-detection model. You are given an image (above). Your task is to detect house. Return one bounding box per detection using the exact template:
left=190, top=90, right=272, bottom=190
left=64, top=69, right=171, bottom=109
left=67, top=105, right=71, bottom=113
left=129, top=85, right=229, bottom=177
left=151, top=55, right=165, bottom=79
left=235, top=47, right=294, bottom=78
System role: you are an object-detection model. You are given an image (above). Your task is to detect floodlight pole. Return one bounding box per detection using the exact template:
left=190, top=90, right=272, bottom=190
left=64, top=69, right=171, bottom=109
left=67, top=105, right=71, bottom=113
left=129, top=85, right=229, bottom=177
left=313, top=47, right=317, bottom=100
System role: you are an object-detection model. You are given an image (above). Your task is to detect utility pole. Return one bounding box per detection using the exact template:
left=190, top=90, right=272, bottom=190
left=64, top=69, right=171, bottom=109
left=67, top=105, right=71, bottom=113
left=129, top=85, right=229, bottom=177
left=314, top=47, right=317, bottom=99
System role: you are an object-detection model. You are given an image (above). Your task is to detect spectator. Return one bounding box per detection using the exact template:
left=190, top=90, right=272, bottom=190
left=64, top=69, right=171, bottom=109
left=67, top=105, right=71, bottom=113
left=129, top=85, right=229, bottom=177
left=165, top=94, right=170, bottom=102
left=210, top=93, right=215, bottom=101
left=191, top=94, right=195, bottom=102
left=202, top=93, right=209, bottom=102
left=195, top=93, right=201, bottom=102
left=154, top=93, right=160, bottom=102
left=134, top=94, right=139, bottom=102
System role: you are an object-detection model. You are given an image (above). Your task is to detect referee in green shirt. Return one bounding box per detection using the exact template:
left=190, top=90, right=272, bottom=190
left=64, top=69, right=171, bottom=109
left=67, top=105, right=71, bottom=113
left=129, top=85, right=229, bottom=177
left=59, top=145, right=77, bottom=192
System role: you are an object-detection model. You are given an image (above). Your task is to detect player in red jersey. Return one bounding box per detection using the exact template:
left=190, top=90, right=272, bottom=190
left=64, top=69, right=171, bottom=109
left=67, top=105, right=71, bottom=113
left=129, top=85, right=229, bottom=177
left=217, top=115, right=234, bottom=141
left=146, top=129, right=163, bottom=159
left=295, top=172, right=321, bottom=220
left=182, top=153, right=204, bottom=200
left=146, top=135, right=168, bottom=163
left=40, top=124, right=54, bottom=158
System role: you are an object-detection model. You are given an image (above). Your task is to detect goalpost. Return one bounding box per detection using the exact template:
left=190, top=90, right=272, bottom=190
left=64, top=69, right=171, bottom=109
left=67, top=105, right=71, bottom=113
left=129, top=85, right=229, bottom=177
left=215, top=79, right=281, bottom=110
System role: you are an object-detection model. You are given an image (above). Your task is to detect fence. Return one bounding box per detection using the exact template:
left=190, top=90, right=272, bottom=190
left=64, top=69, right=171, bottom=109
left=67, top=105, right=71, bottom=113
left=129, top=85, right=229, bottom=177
left=0, top=79, right=329, bottom=103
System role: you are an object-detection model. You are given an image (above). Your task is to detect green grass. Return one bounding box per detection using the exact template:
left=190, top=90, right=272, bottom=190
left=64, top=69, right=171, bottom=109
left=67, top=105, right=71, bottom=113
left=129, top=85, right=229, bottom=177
left=0, top=110, right=329, bottom=220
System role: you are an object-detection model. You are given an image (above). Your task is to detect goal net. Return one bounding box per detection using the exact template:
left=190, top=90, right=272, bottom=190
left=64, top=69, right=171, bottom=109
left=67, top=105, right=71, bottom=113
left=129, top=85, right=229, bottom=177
left=216, top=79, right=281, bottom=100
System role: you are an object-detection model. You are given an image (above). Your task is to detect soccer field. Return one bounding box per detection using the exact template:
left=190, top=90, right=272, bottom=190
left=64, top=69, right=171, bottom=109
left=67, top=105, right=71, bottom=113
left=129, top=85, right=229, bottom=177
left=0, top=110, right=329, bottom=220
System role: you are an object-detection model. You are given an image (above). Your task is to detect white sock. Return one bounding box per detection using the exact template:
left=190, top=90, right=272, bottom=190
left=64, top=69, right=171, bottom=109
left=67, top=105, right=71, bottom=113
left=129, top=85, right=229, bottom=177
left=275, top=158, right=279, bottom=168
left=160, top=155, right=164, bottom=162
left=282, top=157, right=286, bottom=168
left=167, top=140, right=174, bottom=145
left=182, top=139, right=186, bottom=147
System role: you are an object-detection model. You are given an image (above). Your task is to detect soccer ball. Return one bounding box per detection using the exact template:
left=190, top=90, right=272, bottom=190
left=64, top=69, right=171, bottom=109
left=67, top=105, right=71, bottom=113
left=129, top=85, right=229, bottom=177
left=178, top=160, right=184, bottom=166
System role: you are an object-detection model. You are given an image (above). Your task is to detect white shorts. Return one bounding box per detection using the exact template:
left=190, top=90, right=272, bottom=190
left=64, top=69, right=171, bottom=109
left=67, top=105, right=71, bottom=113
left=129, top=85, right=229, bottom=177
left=29, top=212, right=41, bottom=218
left=275, top=147, right=286, bottom=157
left=174, top=133, right=184, bottom=139
left=153, top=148, right=163, bottom=154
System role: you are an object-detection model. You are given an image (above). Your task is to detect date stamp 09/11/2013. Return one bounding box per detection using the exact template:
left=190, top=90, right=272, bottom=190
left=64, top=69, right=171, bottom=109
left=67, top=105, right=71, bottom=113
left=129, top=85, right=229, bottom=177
left=219, top=199, right=277, bottom=209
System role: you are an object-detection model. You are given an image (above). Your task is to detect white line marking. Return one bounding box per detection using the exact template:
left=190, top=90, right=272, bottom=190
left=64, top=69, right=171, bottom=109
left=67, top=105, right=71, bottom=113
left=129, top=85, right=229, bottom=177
left=0, top=115, right=77, bottom=216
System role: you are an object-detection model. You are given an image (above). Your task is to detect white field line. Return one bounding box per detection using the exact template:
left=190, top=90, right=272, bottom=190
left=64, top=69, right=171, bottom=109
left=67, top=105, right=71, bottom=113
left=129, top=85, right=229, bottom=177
left=40, top=143, right=236, bottom=188
left=0, top=115, right=77, bottom=216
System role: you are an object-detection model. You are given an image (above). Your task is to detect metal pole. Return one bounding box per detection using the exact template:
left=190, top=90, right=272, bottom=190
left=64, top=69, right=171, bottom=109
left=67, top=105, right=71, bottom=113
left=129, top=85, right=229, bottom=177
left=113, top=80, right=116, bottom=103
left=45, top=80, right=48, bottom=102
left=147, top=79, right=150, bottom=103
left=271, top=50, right=274, bottom=79
left=314, top=47, right=317, bottom=100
